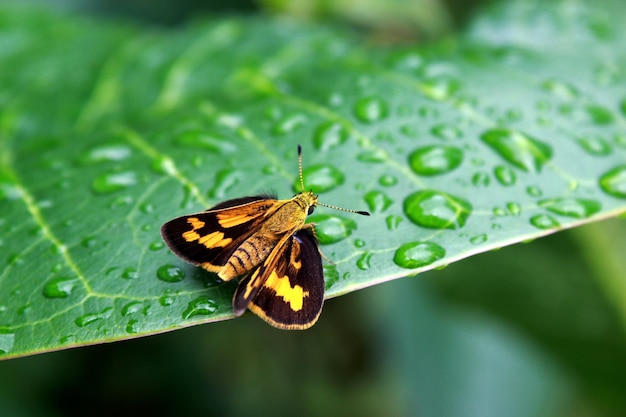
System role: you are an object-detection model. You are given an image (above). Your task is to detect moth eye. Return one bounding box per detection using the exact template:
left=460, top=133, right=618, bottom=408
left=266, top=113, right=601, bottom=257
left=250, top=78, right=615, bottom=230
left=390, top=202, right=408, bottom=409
left=307, top=206, right=315, bottom=215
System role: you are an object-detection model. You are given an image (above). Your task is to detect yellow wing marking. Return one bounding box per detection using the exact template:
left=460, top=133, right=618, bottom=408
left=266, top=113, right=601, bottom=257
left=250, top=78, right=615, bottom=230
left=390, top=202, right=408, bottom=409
left=264, top=271, right=309, bottom=312
left=217, top=212, right=256, bottom=228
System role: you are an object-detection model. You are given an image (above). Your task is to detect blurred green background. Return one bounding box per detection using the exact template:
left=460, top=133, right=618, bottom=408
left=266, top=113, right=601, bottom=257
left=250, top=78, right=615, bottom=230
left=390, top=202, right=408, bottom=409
left=1, top=1, right=625, bottom=416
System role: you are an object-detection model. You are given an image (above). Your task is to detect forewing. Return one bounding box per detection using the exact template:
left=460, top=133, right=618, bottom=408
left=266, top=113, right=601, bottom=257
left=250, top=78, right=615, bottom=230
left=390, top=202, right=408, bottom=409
left=235, top=228, right=324, bottom=330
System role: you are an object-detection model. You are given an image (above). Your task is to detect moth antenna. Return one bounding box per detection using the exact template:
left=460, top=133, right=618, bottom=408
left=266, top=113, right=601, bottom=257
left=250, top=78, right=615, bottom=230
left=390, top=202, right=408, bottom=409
left=318, top=202, right=370, bottom=216
left=297, top=144, right=305, bottom=193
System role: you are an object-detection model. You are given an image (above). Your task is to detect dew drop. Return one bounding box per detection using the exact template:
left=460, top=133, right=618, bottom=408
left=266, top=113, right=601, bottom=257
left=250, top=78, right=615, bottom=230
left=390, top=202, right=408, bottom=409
left=354, top=239, right=365, bottom=248
left=393, top=241, right=446, bottom=269
left=151, top=156, right=177, bottom=176
left=0, top=331, right=15, bottom=354
left=364, top=190, right=393, bottom=213
left=208, top=168, right=244, bottom=199
left=126, top=319, right=139, bottom=334
left=494, top=165, right=516, bottom=186
left=493, top=207, right=507, bottom=217
left=526, top=186, right=543, bottom=197
left=122, top=267, right=139, bottom=280
left=91, top=171, right=137, bottom=194
left=378, top=174, right=397, bottom=187
left=431, top=123, right=463, bottom=140
left=0, top=180, right=21, bottom=201
left=472, top=172, right=490, bottom=187
left=84, top=144, right=132, bottom=163
left=309, top=214, right=357, bottom=244
left=530, top=214, right=560, bottom=230
left=541, top=79, right=580, bottom=101
left=408, top=145, right=464, bottom=176
left=59, top=335, right=76, bottom=345
left=470, top=234, right=487, bottom=245
left=139, top=203, right=154, bottom=214
left=121, top=301, right=143, bottom=316
left=421, top=77, right=460, bottom=100
left=538, top=198, right=601, bottom=218
left=299, top=165, right=344, bottom=193
left=357, top=148, right=388, bottom=163
left=313, top=121, right=349, bottom=151
left=175, top=130, right=236, bottom=154
left=354, top=97, right=389, bottom=123
left=42, top=277, right=78, bottom=299
left=149, top=240, right=164, bottom=251
left=356, top=252, right=372, bottom=270
left=506, top=202, right=522, bottom=216
left=182, top=296, right=217, bottom=319
left=75, top=307, right=113, bottom=327
left=403, top=190, right=472, bottom=229
left=385, top=215, right=403, bottom=230
left=272, top=114, right=307, bottom=135
left=599, top=165, right=626, bottom=199
left=481, top=129, right=552, bottom=172
left=157, top=264, right=186, bottom=283
left=160, top=294, right=174, bottom=306
left=577, top=136, right=612, bottom=156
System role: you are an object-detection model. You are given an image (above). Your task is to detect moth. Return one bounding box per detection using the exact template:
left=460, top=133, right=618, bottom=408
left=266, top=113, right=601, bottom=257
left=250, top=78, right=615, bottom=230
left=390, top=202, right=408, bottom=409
left=160, top=145, right=369, bottom=330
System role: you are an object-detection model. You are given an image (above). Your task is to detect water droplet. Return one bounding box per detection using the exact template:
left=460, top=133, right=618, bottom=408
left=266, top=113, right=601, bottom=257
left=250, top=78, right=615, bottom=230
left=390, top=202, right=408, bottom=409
left=399, top=125, right=418, bottom=138
left=354, top=239, right=365, bottom=248
left=356, top=148, right=388, bottom=163
left=385, top=215, right=403, bottom=230
left=84, top=144, right=132, bottom=163
left=183, top=296, right=217, bottom=319
left=75, top=307, right=113, bottom=327
left=408, top=145, right=464, bottom=176
left=481, top=129, right=552, bottom=172
left=160, top=294, right=174, bottom=306
left=323, top=264, right=339, bottom=289
left=470, top=234, right=487, bottom=245
left=530, top=214, right=560, bottom=230
left=538, top=198, right=601, bottom=219
left=121, top=301, right=143, bottom=316
left=122, top=267, right=139, bottom=280
left=157, top=264, right=186, bottom=283
left=356, top=252, right=372, bottom=270
left=0, top=331, right=15, bottom=354
left=126, top=319, right=139, bottom=334
left=309, top=214, right=357, bottom=244
left=272, top=114, right=307, bottom=135
left=149, top=240, right=164, bottom=251
left=42, top=277, right=78, bottom=299
left=151, top=156, right=177, bottom=175
left=313, top=121, right=349, bottom=151
left=583, top=104, right=614, bottom=125
left=492, top=207, right=507, bottom=217
left=59, top=335, right=76, bottom=345
left=493, top=165, right=516, bottom=186
left=378, top=174, right=397, bottom=187
left=472, top=172, right=490, bottom=187
left=299, top=165, right=344, bottom=193
left=354, top=97, right=389, bottom=123
left=92, top=171, right=137, bottom=194
left=175, top=130, right=236, bottom=154
left=541, top=79, right=580, bottom=101
left=208, top=168, right=244, bottom=199
left=0, top=179, right=21, bottom=201
left=421, top=77, right=460, bottom=100
left=364, top=190, right=393, bottom=213
left=139, top=203, right=154, bottom=214
left=431, top=124, right=463, bottom=140
left=577, top=136, right=612, bottom=156
left=17, top=304, right=32, bottom=316
left=393, top=241, right=446, bottom=269
left=81, top=236, right=97, bottom=248
left=403, top=190, right=472, bottom=229
left=526, top=186, right=542, bottom=197
left=599, top=165, right=626, bottom=198
left=507, top=202, right=522, bottom=216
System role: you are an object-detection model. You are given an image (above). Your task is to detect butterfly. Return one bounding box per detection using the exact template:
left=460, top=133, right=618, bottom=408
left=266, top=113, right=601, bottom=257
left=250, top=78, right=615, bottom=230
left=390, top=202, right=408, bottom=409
left=160, top=145, right=369, bottom=329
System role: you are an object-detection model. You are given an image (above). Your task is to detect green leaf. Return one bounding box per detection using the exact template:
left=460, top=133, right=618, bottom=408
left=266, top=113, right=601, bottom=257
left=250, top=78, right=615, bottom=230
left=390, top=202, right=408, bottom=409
left=1, top=0, right=625, bottom=359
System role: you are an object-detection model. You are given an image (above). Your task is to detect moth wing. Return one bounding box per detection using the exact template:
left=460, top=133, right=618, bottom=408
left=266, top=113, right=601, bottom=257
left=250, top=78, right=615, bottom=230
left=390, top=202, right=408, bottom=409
left=234, top=228, right=324, bottom=330
left=160, top=195, right=278, bottom=276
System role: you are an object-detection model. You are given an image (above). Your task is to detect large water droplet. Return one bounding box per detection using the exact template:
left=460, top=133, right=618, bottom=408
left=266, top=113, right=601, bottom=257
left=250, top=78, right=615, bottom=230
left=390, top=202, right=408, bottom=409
left=539, top=198, right=601, bottom=219
left=299, top=165, right=344, bottom=193
left=0, top=331, right=15, bottom=354
left=408, top=145, right=464, bottom=176
left=121, top=301, right=144, bottom=317
left=183, top=296, right=217, bottom=319
left=313, top=121, right=349, bottom=151
left=364, top=190, right=393, bottom=213
left=42, top=277, right=78, bottom=299
left=599, top=165, right=626, bottom=198
left=157, top=264, right=186, bottom=283
left=175, top=130, right=236, bottom=154
left=393, top=241, right=446, bottom=269
left=356, top=252, right=372, bottom=270
left=309, top=214, right=357, bottom=244
left=354, top=97, right=389, bottom=123
left=530, top=214, right=560, bottom=230
left=91, top=171, right=137, bottom=194
left=481, top=129, right=552, bottom=172
left=404, top=190, right=472, bottom=229
left=494, top=165, right=516, bottom=186
left=75, top=307, right=113, bottom=327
